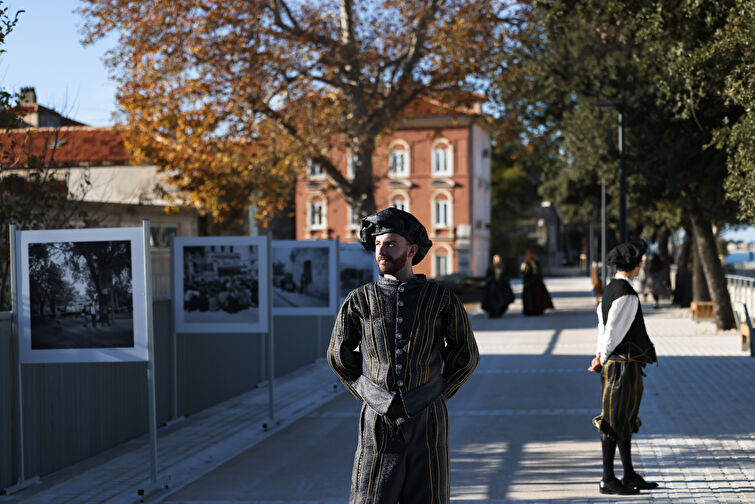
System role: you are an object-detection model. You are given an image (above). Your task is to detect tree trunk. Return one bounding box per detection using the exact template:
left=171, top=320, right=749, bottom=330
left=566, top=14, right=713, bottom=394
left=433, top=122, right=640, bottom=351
left=348, top=137, right=377, bottom=217
left=673, top=229, right=692, bottom=307
left=689, top=211, right=735, bottom=330
left=691, top=227, right=710, bottom=303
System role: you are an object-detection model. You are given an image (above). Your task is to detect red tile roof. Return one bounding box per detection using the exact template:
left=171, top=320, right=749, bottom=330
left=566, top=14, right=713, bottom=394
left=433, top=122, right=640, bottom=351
left=1, top=126, right=130, bottom=167
left=399, top=94, right=484, bottom=118
left=2, top=94, right=486, bottom=168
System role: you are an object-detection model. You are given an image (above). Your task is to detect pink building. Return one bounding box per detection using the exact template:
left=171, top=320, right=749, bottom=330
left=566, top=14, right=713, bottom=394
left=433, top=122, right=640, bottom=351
left=296, top=99, right=492, bottom=278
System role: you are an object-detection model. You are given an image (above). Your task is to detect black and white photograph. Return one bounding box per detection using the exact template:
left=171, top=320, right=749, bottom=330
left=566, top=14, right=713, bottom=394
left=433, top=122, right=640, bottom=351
left=174, top=236, right=269, bottom=333
left=272, top=240, right=337, bottom=315
left=16, top=227, right=148, bottom=363
left=339, top=242, right=379, bottom=299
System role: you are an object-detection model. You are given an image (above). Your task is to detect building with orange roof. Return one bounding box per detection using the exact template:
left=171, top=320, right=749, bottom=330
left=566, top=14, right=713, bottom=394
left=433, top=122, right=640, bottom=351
left=296, top=96, right=492, bottom=278
left=4, top=87, right=200, bottom=279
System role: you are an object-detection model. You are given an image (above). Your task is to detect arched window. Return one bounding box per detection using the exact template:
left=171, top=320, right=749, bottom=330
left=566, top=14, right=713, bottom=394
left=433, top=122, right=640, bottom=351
left=307, top=159, right=326, bottom=179
left=388, top=140, right=410, bottom=178
left=347, top=204, right=361, bottom=229
left=431, top=139, right=453, bottom=177
left=307, top=195, right=327, bottom=230
left=432, top=191, right=453, bottom=229
left=390, top=191, right=411, bottom=213
left=433, top=245, right=453, bottom=277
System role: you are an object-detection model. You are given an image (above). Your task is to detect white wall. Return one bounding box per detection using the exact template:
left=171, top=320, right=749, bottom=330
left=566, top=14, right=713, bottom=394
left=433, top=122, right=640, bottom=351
left=66, top=164, right=177, bottom=205
left=470, top=124, right=492, bottom=276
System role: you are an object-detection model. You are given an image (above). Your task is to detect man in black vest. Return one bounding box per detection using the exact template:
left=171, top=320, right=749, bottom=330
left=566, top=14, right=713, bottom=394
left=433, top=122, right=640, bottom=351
left=328, top=207, right=479, bottom=503
left=588, top=239, right=658, bottom=495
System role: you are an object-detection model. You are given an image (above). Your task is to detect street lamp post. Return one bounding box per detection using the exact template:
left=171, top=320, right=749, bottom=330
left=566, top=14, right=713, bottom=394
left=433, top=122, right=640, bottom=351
left=617, top=110, right=627, bottom=243
left=597, top=102, right=627, bottom=243
left=601, top=179, right=607, bottom=286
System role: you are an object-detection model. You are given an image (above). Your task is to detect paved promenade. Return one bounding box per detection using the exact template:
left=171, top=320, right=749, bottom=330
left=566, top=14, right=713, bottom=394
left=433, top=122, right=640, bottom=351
left=2, top=276, right=753, bottom=503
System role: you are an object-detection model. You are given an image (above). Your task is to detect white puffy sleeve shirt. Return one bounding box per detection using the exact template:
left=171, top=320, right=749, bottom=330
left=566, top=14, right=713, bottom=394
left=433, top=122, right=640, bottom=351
left=596, top=274, right=639, bottom=364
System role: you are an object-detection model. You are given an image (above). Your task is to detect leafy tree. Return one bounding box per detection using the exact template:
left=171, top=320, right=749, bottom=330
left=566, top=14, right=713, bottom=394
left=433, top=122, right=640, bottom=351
left=671, top=1, right=755, bottom=223
left=63, top=240, right=133, bottom=317
left=488, top=126, right=551, bottom=274
left=493, top=0, right=739, bottom=328
left=79, top=0, right=517, bottom=228
left=28, top=246, right=66, bottom=317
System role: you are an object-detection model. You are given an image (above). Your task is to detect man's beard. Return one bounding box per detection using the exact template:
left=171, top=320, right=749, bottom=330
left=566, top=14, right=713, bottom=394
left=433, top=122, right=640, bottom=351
left=377, top=249, right=409, bottom=275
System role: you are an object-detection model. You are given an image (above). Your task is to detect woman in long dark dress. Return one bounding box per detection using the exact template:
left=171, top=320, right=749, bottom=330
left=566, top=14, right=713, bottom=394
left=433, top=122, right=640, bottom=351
left=520, top=250, right=553, bottom=315
left=647, top=252, right=670, bottom=308
left=482, top=254, right=514, bottom=318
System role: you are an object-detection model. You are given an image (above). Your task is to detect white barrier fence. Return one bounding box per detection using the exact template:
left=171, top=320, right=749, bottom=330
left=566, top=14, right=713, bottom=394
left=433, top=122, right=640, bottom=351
left=726, top=274, right=755, bottom=316
left=726, top=274, right=755, bottom=354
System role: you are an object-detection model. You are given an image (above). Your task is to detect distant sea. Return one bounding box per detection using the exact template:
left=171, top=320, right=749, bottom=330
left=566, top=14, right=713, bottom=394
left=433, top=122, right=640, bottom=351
left=727, top=251, right=755, bottom=264
left=725, top=251, right=755, bottom=278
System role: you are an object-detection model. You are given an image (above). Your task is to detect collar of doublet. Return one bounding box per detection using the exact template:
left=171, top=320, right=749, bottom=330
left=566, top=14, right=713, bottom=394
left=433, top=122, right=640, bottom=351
left=614, top=272, right=631, bottom=282
left=377, top=274, right=427, bottom=288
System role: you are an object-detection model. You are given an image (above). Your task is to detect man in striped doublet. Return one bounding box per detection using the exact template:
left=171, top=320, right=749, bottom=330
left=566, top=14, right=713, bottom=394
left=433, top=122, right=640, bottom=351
left=328, top=207, right=479, bottom=503
left=589, top=239, right=658, bottom=495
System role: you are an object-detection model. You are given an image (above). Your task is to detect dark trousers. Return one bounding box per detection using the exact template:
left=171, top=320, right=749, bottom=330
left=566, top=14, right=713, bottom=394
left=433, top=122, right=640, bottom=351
left=350, top=397, right=449, bottom=504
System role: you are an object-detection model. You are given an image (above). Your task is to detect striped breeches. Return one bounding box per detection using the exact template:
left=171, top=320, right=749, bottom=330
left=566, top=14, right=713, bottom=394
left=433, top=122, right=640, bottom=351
left=592, top=360, right=644, bottom=442
left=350, top=397, right=449, bottom=504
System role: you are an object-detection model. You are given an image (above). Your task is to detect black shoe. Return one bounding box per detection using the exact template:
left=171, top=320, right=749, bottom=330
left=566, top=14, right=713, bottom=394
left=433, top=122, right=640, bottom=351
left=623, top=473, right=659, bottom=490
left=599, top=477, right=640, bottom=495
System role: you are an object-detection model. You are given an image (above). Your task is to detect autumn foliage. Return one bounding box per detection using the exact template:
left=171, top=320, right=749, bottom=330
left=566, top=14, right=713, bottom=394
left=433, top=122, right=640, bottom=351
left=79, top=0, right=515, bottom=229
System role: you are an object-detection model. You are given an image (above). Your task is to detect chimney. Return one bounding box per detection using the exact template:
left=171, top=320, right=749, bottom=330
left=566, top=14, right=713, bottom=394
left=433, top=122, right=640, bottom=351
left=19, top=86, right=37, bottom=104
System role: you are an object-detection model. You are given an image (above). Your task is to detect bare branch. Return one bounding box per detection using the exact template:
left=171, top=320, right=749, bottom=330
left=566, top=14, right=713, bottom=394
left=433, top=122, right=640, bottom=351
left=265, top=0, right=338, bottom=51
left=339, top=0, right=354, bottom=46
left=390, top=0, right=442, bottom=95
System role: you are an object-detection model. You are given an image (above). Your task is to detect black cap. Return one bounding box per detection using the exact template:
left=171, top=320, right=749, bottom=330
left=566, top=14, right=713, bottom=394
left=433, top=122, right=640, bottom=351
left=607, top=239, right=648, bottom=270
left=359, top=207, right=432, bottom=265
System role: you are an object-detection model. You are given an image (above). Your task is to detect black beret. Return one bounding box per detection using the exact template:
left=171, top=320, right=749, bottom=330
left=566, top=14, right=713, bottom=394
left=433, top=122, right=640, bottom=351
left=359, top=207, right=432, bottom=265
left=607, top=239, right=648, bottom=269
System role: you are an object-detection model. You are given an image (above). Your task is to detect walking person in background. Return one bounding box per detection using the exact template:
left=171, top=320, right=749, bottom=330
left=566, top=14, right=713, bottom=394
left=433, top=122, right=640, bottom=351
left=647, top=252, right=670, bottom=308
left=520, top=249, right=553, bottom=315
left=328, top=207, right=479, bottom=503
left=89, top=302, right=97, bottom=328
left=637, top=254, right=650, bottom=302
left=482, top=254, right=515, bottom=318
left=588, top=239, right=658, bottom=495
left=591, top=261, right=603, bottom=307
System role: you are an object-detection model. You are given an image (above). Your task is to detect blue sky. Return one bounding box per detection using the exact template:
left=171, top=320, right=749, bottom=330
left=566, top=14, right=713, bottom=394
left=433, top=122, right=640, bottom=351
left=0, top=0, right=117, bottom=126
left=722, top=225, right=755, bottom=243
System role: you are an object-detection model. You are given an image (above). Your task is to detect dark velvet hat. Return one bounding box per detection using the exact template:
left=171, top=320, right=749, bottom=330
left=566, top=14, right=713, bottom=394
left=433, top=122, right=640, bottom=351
left=359, top=207, right=432, bottom=265
left=607, top=239, right=648, bottom=269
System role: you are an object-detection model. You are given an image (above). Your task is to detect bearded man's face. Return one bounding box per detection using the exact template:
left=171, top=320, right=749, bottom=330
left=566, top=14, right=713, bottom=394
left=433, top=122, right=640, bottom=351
left=374, top=233, right=412, bottom=275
